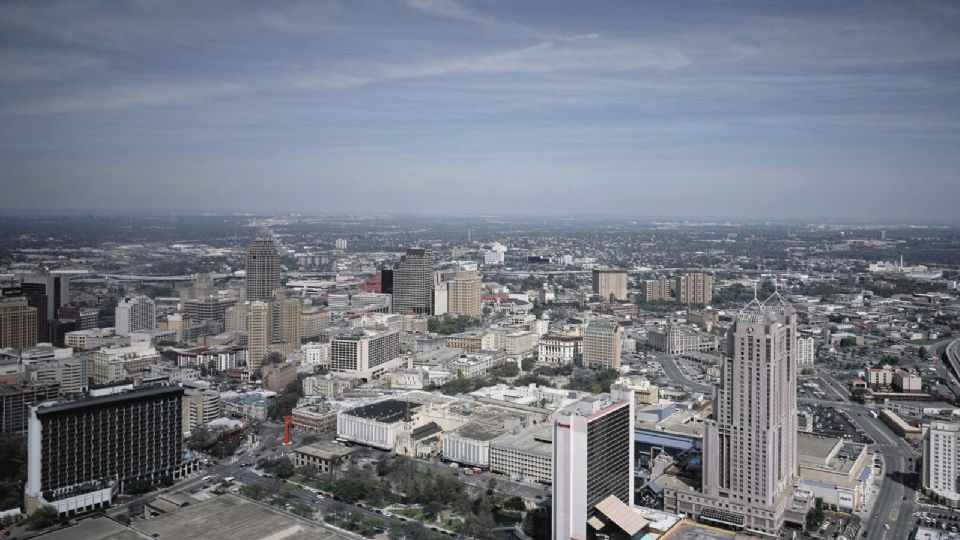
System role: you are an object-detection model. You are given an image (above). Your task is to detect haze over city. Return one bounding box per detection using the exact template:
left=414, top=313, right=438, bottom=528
left=2, top=0, right=959, bottom=219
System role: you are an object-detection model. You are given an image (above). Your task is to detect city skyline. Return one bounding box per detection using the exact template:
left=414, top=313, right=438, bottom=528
left=1, top=1, right=959, bottom=219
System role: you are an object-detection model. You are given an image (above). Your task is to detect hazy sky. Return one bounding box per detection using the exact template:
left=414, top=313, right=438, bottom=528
left=1, top=0, right=959, bottom=219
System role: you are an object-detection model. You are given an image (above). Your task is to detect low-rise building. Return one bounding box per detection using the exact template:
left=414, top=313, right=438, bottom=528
left=262, top=362, right=298, bottom=392
left=291, top=441, right=353, bottom=474
left=505, top=331, right=537, bottom=357
left=537, top=333, right=582, bottom=365
left=797, top=433, right=872, bottom=511
left=489, top=423, right=553, bottom=483
left=91, top=342, right=161, bottom=385
left=442, top=422, right=505, bottom=468
left=291, top=405, right=339, bottom=433
left=647, top=325, right=718, bottom=355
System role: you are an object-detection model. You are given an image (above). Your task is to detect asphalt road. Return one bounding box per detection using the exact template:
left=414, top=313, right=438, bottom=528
left=653, top=354, right=715, bottom=394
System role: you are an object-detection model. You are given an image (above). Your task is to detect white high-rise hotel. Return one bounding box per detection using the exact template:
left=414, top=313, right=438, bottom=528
left=115, top=295, right=156, bottom=336
left=663, top=293, right=800, bottom=537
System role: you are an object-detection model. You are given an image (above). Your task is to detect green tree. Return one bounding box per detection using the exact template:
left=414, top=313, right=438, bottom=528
left=25, top=506, right=61, bottom=530
left=291, top=503, right=314, bottom=518
left=521, top=357, right=535, bottom=371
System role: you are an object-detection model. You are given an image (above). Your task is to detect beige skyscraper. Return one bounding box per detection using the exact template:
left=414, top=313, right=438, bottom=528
left=694, top=293, right=799, bottom=535
left=582, top=320, right=621, bottom=370
left=247, top=301, right=271, bottom=372
left=444, top=270, right=482, bottom=317
left=592, top=268, right=628, bottom=301
left=245, top=236, right=281, bottom=302
left=675, top=273, right=713, bottom=305
left=272, top=291, right=302, bottom=348
left=0, top=297, right=38, bottom=348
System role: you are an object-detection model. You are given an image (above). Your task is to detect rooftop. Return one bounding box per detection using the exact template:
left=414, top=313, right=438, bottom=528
left=133, top=493, right=351, bottom=540
left=294, top=441, right=354, bottom=460
left=343, top=398, right=421, bottom=423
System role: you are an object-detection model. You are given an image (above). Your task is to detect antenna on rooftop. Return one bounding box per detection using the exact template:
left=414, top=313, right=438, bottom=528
left=753, top=279, right=759, bottom=301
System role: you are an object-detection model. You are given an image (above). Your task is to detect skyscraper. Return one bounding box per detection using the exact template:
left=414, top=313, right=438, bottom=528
left=923, top=422, right=960, bottom=504
left=435, top=270, right=482, bottom=317
left=592, top=268, right=628, bottom=302
left=582, top=320, right=622, bottom=370
left=0, top=297, right=38, bottom=348
left=247, top=301, right=271, bottom=372
left=553, top=393, right=635, bottom=540
left=245, top=236, right=281, bottom=302
left=675, top=273, right=713, bottom=305
left=19, top=275, right=69, bottom=343
left=115, top=295, right=156, bottom=336
left=25, top=385, right=184, bottom=515
left=682, top=293, right=798, bottom=536
left=391, top=248, right=433, bottom=315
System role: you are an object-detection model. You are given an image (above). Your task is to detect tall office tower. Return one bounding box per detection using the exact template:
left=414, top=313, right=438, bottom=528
left=924, top=422, right=960, bottom=504
left=247, top=301, right=271, bottom=372
left=675, top=273, right=713, bottom=305
left=391, top=248, right=433, bottom=315
left=445, top=270, right=482, bottom=317
left=797, top=336, right=815, bottom=367
left=380, top=269, right=394, bottom=295
left=592, top=269, right=629, bottom=302
left=183, top=296, right=236, bottom=326
left=115, top=295, right=156, bottom=336
left=224, top=302, right=249, bottom=333
left=698, top=294, right=798, bottom=536
left=25, top=385, right=184, bottom=515
left=270, top=291, right=302, bottom=348
left=582, top=320, right=622, bottom=370
left=245, top=236, right=281, bottom=301
left=553, top=393, right=635, bottom=540
left=20, top=274, right=71, bottom=320
left=335, top=238, right=348, bottom=250
left=0, top=297, right=38, bottom=348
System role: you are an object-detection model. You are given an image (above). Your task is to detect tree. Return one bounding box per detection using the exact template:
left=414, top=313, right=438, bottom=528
left=125, top=478, right=155, bottom=496
left=503, top=496, right=526, bottom=511
left=521, top=357, right=535, bottom=371
left=423, top=500, right=444, bottom=520
left=25, top=506, right=61, bottom=530
left=851, top=388, right=868, bottom=403
left=805, top=498, right=826, bottom=530
left=291, top=503, right=314, bottom=518
left=263, top=351, right=285, bottom=366
left=240, top=484, right=269, bottom=500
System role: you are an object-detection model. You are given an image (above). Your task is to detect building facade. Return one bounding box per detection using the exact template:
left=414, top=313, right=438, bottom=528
left=115, top=296, right=156, bottom=337
left=537, top=333, right=582, bottom=365
left=582, top=321, right=622, bottom=370
left=391, top=248, right=433, bottom=315
left=0, top=297, right=37, bottom=348
left=245, top=236, right=281, bottom=302
left=675, top=273, right=713, bottom=305
left=552, top=394, right=635, bottom=540
left=924, top=421, right=960, bottom=507
left=592, top=269, right=629, bottom=302
left=25, top=386, right=184, bottom=515
left=330, top=329, right=402, bottom=380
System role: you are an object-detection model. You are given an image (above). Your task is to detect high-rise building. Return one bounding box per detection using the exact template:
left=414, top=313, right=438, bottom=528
left=391, top=248, right=433, bottom=315
left=797, top=336, right=815, bottom=367
left=56, top=306, right=99, bottom=330
left=553, top=393, right=635, bottom=540
left=592, top=269, right=628, bottom=302
left=432, top=270, right=482, bottom=317
left=923, top=422, right=960, bottom=505
left=115, top=295, right=156, bottom=336
left=183, top=296, right=236, bottom=326
left=0, top=297, right=38, bottom=348
left=686, top=294, right=799, bottom=536
left=330, top=329, right=402, bottom=380
left=178, top=274, right=216, bottom=303
left=181, top=381, right=222, bottom=433
left=270, top=291, right=302, bottom=348
left=20, top=274, right=70, bottom=319
left=245, top=236, right=281, bottom=302
left=335, top=238, right=348, bottom=250
left=25, top=385, right=184, bottom=515
left=247, top=301, right=271, bottom=372
left=639, top=277, right=672, bottom=302
left=675, top=273, right=713, bottom=305
left=582, top=320, right=622, bottom=370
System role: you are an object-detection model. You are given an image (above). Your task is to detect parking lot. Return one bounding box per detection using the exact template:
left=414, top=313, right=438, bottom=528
left=800, top=404, right=874, bottom=444
left=916, top=506, right=960, bottom=534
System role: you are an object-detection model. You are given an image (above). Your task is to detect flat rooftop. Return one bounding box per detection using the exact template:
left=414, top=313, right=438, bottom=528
left=133, top=493, right=351, bottom=540
left=797, top=433, right=841, bottom=462
left=34, top=516, right=149, bottom=540
left=661, top=522, right=738, bottom=540
left=343, top=398, right=421, bottom=423
left=452, top=421, right=508, bottom=441
left=491, top=423, right=553, bottom=455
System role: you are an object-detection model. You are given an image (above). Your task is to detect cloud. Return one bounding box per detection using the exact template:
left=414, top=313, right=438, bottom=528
left=402, top=0, right=497, bottom=25
left=2, top=81, right=244, bottom=116
left=290, top=73, right=372, bottom=90
left=381, top=35, right=691, bottom=78
left=0, top=50, right=105, bottom=82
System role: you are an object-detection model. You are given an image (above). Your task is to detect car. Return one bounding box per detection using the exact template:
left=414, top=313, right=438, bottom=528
left=884, top=524, right=890, bottom=530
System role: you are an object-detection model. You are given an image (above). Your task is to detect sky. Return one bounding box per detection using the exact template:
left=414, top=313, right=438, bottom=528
left=1, top=0, right=959, bottom=220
